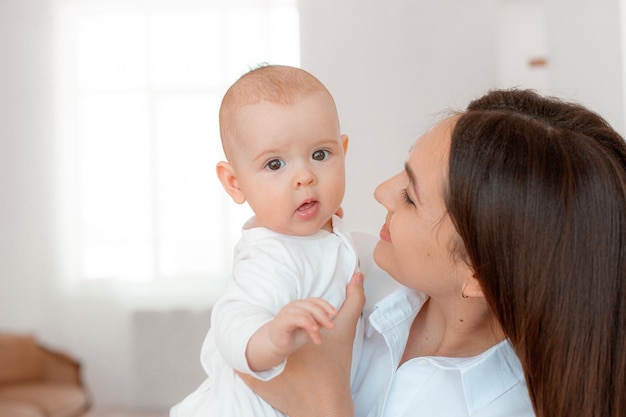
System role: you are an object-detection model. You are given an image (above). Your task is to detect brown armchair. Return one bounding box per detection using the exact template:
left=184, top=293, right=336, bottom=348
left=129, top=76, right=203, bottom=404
left=0, top=333, right=90, bottom=417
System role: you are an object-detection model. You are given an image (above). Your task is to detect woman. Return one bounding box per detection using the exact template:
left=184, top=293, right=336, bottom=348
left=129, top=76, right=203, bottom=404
left=243, top=89, right=626, bottom=417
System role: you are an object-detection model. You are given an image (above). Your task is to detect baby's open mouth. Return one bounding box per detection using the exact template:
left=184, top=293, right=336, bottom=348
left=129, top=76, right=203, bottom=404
left=297, top=201, right=317, bottom=212
left=296, top=200, right=319, bottom=219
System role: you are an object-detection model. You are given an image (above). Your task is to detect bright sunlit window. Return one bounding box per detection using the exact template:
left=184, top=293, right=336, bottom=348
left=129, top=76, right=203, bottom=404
left=54, top=0, right=299, bottom=290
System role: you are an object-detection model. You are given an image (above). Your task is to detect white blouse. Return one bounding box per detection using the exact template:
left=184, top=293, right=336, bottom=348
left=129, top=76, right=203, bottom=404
left=351, top=248, right=536, bottom=417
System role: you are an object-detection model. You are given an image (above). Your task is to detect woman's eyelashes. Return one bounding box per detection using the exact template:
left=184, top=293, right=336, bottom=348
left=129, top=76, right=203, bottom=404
left=402, top=189, right=415, bottom=206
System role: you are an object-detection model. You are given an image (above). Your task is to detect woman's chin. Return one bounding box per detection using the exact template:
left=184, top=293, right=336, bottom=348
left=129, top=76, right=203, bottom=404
left=373, top=242, right=390, bottom=271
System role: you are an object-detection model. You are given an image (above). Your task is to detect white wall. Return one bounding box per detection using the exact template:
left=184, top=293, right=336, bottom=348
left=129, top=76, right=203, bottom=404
left=299, top=0, right=498, bottom=235
left=0, top=0, right=55, bottom=333
left=546, top=0, right=624, bottom=133
left=0, top=0, right=623, bottom=410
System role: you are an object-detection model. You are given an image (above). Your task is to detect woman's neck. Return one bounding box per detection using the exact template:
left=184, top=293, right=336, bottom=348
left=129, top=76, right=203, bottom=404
left=399, top=297, right=505, bottom=365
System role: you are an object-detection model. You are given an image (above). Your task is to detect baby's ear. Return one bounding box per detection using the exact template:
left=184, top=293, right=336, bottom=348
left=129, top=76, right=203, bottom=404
left=216, top=161, right=246, bottom=204
left=341, top=134, right=349, bottom=154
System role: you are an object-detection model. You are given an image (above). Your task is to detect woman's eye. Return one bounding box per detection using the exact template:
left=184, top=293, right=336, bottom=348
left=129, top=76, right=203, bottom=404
left=266, top=159, right=285, bottom=171
left=312, top=149, right=329, bottom=161
left=402, top=189, right=415, bottom=206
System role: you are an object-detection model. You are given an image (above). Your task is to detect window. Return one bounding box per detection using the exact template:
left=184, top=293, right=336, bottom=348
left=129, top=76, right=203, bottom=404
left=54, top=0, right=300, bottom=293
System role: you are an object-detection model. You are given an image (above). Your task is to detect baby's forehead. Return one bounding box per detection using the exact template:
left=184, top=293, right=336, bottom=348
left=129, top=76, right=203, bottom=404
left=219, top=66, right=335, bottom=156
left=223, top=87, right=332, bottom=139
left=233, top=92, right=338, bottom=140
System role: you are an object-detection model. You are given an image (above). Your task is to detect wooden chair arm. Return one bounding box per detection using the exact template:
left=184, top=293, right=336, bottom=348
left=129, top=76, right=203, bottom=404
left=40, top=345, right=83, bottom=385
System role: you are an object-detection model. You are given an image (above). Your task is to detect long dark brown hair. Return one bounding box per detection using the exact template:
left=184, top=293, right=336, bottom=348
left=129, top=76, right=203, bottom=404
left=446, top=89, right=626, bottom=417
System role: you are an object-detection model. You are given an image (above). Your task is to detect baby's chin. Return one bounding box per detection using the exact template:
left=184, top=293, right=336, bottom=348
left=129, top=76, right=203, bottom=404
left=278, top=218, right=334, bottom=237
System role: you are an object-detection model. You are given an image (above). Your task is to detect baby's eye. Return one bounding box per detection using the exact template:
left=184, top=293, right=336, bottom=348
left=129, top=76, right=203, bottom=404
left=312, top=149, right=329, bottom=161
left=265, top=159, right=285, bottom=171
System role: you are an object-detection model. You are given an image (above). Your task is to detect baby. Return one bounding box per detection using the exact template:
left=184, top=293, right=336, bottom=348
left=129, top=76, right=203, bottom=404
left=171, top=65, right=361, bottom=417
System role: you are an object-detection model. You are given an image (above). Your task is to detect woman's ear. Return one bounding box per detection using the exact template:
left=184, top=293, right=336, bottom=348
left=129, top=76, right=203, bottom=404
left=457, top=260, right=485, bottom=299
left=461, top=270, right=485, bottom=299
left=216, top=161, right=246, bottom=204
left=341, top=134, right=349, bottom=154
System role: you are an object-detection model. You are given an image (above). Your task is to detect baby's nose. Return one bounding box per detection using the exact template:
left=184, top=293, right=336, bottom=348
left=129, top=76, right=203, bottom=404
left=295, top=168, right=316, bottom=187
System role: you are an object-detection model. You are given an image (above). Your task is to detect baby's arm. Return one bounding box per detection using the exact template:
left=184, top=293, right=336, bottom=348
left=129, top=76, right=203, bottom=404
left=239, top=273, right=365, bottom=417
left=246, top=297, right=337, bottom=372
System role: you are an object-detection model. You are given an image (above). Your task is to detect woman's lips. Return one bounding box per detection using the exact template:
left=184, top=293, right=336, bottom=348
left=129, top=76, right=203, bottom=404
left=379, top=223, right=391, bottom=243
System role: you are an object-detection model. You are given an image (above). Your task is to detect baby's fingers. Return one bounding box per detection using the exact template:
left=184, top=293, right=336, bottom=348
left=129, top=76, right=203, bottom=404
left=302, top=298, right=338, bottom=329
left=298, top=299, right=337, bottom=345
left=279, top=298, right=337, bottom=342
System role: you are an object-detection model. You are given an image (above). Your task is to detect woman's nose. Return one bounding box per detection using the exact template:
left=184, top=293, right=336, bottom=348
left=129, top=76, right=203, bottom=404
left=374, top=173, right=400, bottom=208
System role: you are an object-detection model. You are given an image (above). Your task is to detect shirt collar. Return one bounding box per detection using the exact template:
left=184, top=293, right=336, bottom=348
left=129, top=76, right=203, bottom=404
left=459, top=340, right=526, bottom=414
left=368, top=286, right=526, bottom=414
left=367, top=286, right=426, bottom=336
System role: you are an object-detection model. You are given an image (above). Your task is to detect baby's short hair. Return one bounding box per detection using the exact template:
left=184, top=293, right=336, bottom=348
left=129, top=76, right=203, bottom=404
left=219, top=64, right=333, bottom=159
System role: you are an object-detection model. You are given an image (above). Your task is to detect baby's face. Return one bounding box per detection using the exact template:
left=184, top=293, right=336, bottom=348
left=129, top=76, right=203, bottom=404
left=229, top=91, right=347, bottom=236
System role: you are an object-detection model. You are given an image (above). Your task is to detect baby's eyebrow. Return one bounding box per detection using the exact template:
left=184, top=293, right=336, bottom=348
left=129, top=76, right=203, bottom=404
left=314, top=137, right=343, bottom=147
left=252, top=148, right=282, bottom=163
left=404, top=162, right=421, bottom=204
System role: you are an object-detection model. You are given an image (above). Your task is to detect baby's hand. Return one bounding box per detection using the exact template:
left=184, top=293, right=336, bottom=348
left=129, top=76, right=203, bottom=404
left=269, top=298, right=337, bottom=355
left=246, top=297, right=338, bottom=372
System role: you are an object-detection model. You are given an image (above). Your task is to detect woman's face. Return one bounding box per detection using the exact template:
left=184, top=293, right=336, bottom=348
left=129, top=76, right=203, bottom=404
left=374, top=116, right=467, bottom=297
